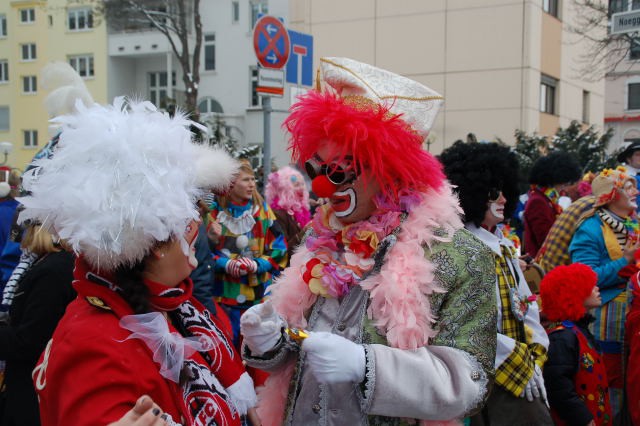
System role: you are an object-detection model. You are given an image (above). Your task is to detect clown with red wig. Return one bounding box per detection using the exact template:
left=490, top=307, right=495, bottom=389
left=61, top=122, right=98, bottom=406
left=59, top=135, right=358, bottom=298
left=239, top=57, right=497, bottom=425
left=540, top=263, right=612, bottom=426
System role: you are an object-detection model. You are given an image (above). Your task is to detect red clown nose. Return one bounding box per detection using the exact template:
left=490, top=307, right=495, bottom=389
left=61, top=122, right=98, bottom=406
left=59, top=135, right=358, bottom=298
left=312, top=175, right=336, bottom=198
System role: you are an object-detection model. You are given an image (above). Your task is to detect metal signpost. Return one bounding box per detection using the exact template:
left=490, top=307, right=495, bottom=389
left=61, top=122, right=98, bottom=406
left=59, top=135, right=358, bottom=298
left=253, top=15, right=290, bottom=183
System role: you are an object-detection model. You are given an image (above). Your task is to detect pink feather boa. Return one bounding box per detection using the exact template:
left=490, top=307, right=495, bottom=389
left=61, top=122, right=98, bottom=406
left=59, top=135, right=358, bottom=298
left=256, top=186, right=466, bottom=426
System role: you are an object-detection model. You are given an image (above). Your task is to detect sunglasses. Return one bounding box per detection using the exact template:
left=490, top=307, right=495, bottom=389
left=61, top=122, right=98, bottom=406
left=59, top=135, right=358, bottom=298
left=488, top=187, right=503, bottom=203
left=304, top=155, right=359, bottom=186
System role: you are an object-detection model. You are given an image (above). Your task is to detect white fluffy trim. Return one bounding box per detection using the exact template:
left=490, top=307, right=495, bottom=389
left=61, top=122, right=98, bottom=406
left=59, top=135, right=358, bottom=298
left=0, top=182, right=10, bottom=198
left=18, top=97, right=211, bottom=271
left=225, top=372, right=257, bottom=415
left=191, top=144, right=238, bottom=191
left=41, top=61, right=93, bottom=117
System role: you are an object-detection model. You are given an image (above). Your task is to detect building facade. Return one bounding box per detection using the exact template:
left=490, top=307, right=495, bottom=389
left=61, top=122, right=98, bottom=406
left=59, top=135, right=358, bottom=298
left=605, top=1, right=640, bottom=155
left=289, top=0, right=605, bottom=153
left=0, top=0, right=108, bottom=170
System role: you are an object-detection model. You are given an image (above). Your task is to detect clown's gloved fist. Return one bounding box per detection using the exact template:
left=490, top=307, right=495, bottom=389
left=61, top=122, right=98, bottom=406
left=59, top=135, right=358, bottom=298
left=236, top=257, right=258, bottom=273
left=240, top=300, right=284, bottom=355
left=302, top=331, right=366, bottom=384
left=225, top=259, right=247, bottom=277
left=520, top=364, right=546, bottom=402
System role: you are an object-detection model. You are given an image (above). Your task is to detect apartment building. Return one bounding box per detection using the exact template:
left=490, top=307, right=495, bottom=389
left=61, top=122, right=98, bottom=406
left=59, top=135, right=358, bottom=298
left=0, top=0, right=108, bottom=170
left=289, top=0, right=605, bottom=153
left=605, top=1, right=640, bottom=153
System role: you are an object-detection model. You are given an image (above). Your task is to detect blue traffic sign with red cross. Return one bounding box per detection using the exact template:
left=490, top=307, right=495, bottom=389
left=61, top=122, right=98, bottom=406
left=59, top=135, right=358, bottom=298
left=253, top=15, right=291, bottom=69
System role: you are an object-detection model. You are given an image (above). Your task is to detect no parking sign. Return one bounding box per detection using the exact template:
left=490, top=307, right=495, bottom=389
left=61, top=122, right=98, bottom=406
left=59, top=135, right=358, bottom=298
left=253, top=15, right=290, bottom=69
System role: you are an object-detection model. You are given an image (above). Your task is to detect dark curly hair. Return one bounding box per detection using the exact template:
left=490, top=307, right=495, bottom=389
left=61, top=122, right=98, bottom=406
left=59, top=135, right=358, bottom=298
left=439, top=141, right=520, bottom=227
left=528, top=151, right=581, bottom=187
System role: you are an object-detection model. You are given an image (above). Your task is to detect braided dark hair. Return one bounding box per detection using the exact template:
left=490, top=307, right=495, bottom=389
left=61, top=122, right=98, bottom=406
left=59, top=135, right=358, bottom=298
left=114, top=260, right=151, bottom=315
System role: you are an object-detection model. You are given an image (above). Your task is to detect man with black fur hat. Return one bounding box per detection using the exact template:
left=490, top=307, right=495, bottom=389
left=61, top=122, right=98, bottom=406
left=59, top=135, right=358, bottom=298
left=440, top=141, right=553, bottom=426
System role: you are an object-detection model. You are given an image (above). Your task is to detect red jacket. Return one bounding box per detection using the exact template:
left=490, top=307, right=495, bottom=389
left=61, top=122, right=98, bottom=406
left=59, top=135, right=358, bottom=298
left=524, top=189, right=558, bottom=257
left=35, top=260, right=246, bottom=426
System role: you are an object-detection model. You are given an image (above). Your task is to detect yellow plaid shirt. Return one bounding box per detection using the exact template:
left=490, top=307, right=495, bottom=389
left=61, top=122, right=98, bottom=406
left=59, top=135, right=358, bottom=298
left=494, top=245, right=548, bottom=396
left=536, top=195, right=595, bottom=274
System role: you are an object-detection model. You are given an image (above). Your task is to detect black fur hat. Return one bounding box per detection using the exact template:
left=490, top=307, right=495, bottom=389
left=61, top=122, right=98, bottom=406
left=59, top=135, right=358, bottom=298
left=439, top=141, right=520, bottom=227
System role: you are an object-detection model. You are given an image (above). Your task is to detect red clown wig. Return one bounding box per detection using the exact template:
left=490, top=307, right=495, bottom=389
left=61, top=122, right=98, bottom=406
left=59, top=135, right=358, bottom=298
left=284, top=90, right=445, bottom=202
left=539, top=263, right=597, bottom=322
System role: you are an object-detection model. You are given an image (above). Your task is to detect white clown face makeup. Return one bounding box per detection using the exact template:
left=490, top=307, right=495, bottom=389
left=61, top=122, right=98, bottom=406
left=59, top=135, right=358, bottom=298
left=481, top=190, right=507, bottom=230
left=315, top=143, right=380, bottom=224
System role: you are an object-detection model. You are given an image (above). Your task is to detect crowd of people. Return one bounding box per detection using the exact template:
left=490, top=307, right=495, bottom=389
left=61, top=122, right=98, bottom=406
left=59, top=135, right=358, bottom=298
left=0, top=57, right=639, bottom=426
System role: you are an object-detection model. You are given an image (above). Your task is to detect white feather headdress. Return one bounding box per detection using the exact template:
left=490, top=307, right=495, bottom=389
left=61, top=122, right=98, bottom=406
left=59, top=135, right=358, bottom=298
left=18, top=97, right=238, bottom=271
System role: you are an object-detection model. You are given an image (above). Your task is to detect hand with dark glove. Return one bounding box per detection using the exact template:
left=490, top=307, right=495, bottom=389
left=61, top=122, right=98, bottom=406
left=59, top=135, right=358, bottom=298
left=302, top=331, right=366, bottom=384
left=240, top=300, right=285, bottom=355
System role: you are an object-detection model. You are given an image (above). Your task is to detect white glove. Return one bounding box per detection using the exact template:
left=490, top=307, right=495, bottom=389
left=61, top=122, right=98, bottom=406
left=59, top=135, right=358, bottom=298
left=302, top=331, right=366, bottom=384
left=520, top=364, right=547, bottom=403
left=237, top=257, right=258, bottom=273
left=225, top=259, right=247, bottom=277
left=240, top=301, right=284, bottom=355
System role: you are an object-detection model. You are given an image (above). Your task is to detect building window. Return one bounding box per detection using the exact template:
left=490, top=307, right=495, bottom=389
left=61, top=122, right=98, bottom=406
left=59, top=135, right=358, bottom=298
left=628, top=82, right=640, bottom=109
left=250, top=66, right=263, bottom=107
left=20, top=8, right=35, bottom=24
left=582, top=90, right=590, bottom=123
left=0, top=107, right=8, bottom=131
left=69, top=55, right=94, bottom=78
left=0, top=61, right=7, bottom=83
left=68, top=8, right=93, bottom=31
left=543, top=0, right=559, bottom=17
left=21, top=44, right=36, bottom=61
left=540, top=74, right=558, bottom=114
left=0, top=15, right=7, bottom=37
left=198, top=97, right=224, bottom=115
left=23, top=130, right=38, bottom=148
left=250, top=1, right=268, bottom=28
left=204, top=34, right=216, bottom=71
left=22, top=76, right=37, bottom=94
left=232, top=1, right=240, bottom=23
left=148, top=71, right=176, bottom=107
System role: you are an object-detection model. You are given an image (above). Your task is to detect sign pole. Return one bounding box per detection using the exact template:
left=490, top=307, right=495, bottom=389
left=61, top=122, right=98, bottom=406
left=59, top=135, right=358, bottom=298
left=262, top=96, right=272, bottom=188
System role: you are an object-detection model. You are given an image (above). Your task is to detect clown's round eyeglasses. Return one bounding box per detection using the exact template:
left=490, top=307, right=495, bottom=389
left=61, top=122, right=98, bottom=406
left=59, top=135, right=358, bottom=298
left=304, top=155, right=359, bottom=186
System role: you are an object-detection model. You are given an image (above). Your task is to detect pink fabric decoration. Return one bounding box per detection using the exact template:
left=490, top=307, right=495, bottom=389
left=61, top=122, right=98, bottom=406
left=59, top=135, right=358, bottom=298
left=256, top=185, right=464, bottom=425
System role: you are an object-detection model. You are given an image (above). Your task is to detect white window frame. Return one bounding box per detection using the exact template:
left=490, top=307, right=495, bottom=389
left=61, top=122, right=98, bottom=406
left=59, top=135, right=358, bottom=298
left=204, top=33, right=216, bottom=71
left=627, top=77, right=640, bottom=111
left=232, top=1, right=240, bottom=23
left=68, top=8, right=93, bottom=31
left=250, top=66, right=263, bottom=107
left=0, top=60, right=7, bottom=83
left=21, top=44, right=36, bottom=61
left=20, top=8, right=35, bottom=24
left=543, top=0, right=559, bottom=17
left=148, top=71, right=175, bottom=107
left=582, top=90, right=590, bottom=124
left=69, top=55, right=94, bottom=78
left=0, top=107, right=8, bottom=131
left=22, top=76, right=37, bottom=94
left=0, top=15, right=7, bottom=37
left=540, top=74, right=558, bottom=115
left=23, top=130, right=38, bottom=148
left=198, top=97, right=224, bottom=115
left=250, top=1, right=268, bottom=28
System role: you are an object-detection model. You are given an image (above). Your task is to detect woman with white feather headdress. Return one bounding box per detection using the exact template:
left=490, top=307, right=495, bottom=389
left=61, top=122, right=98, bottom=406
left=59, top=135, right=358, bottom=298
left=23, top=96, right=257, bottom=426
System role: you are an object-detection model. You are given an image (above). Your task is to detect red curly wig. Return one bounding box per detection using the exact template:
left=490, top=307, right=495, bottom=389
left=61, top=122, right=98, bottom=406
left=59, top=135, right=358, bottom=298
left=283, top=90, right=445, bottom=201
left=539, top=263, right=597, bottom=322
